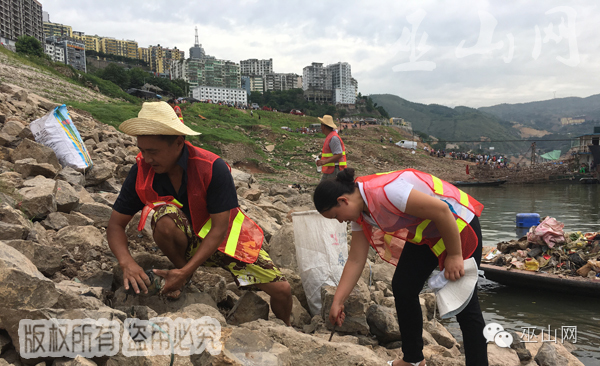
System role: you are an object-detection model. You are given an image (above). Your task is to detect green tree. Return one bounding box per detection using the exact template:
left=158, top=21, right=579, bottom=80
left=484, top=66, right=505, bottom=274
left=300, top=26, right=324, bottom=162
left=99, top=63, right=130, bottom=90
left=16, top=35, right=44, bottom=57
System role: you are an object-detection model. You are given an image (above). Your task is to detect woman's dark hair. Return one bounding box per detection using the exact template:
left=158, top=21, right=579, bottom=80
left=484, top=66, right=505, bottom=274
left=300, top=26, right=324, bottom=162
left=313, top=168, right=357, bottom=213
left=167, top=99, right=176, bottom=104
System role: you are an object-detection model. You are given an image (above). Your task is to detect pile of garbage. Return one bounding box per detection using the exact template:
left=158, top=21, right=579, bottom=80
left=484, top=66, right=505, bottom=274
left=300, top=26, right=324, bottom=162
left=483, top=217, right=600, bottom=278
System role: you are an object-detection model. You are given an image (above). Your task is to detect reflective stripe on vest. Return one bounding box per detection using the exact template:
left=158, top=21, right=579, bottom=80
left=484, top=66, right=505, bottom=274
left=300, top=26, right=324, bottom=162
left=198, top=210, right=246, bottom=257
left=430, top=217, right=469, bottom=256
left=322, top=151, right=347, bottom=167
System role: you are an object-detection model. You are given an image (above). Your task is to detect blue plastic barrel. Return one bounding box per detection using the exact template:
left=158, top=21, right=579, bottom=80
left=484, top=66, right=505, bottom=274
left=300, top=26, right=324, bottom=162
left=516, top=213, right=540, bottom=228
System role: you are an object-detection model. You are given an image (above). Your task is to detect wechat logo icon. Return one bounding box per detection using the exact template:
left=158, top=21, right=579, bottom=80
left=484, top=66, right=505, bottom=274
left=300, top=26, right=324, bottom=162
left=483, top=322, right=513, bottom=348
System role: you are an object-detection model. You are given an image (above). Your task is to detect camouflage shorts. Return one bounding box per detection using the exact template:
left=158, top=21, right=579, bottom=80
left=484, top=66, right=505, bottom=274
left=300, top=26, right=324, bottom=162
left=150, top=204, right=285, bottom=287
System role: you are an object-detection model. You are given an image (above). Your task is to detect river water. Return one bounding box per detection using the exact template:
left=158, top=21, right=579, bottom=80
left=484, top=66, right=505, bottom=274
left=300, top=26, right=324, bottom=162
left=441, top=184, right=600, bottom=365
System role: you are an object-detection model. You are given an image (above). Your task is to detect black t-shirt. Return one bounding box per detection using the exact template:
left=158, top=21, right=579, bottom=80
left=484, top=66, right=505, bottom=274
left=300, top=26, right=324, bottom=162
left=112, top=144, right=239, bottom=223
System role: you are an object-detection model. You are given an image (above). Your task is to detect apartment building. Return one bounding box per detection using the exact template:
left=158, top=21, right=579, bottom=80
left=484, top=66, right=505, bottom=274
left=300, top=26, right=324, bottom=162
left=43, top=21, right=71, bottom=38
left=192, top=86, right=247, bottom=105
left=263, top=73, right=301, bottom=92
left=99, top=37, right=138, bottom=59
left=240, top=58, right=273, bottom=76
left=302, top=61, right=357, bottom=104
left=302, top=62, right=331, bottom=103
left=328, top=62, right=356, bottom=105
left=44, top=39, right=64, bottom=63
left=0, top=0, right=44, bottom=42
left=44, top=36, right=86, bottom=72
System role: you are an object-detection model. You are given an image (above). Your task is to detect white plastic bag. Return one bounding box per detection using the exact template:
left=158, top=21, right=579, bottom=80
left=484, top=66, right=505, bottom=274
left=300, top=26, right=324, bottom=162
left=292, top=210, right=348, bottom=316
left=30, top=104, right=93, bottom=171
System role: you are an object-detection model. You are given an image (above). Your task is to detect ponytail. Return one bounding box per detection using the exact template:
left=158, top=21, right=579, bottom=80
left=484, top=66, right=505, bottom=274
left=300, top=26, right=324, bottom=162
left=313, top=168, right=357, bottom=212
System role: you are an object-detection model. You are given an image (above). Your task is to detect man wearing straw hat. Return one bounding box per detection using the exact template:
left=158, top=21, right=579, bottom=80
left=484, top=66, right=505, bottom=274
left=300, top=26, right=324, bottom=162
left=316, top=115, right=347, bottom=180
left=108, top=101, right=292, bottom=325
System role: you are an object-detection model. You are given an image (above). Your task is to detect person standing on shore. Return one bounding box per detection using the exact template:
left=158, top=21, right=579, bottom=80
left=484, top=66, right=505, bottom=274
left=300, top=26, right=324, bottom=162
left=167, top=99, right=184, bottom=124
left=316, top=115, right=347, bottom=181
left=313, top=168, right=488, bottom=366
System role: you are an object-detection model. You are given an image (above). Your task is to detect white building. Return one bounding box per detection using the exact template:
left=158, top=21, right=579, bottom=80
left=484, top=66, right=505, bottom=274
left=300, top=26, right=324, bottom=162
left=44, top=41, right=64, bottom=63
left=240, top=58, right=273, bottom=76
left=327, top=62, right=356, bottom=105
left=193, top=86, right=247, bottom=105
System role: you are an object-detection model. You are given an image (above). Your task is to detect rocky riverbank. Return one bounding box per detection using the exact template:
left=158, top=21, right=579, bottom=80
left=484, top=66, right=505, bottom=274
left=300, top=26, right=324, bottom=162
left=0, top=83, right=586, bottom=366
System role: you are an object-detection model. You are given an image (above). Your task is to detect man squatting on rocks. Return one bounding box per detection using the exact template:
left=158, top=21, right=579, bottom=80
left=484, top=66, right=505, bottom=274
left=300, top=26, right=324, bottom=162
left=313, top=168, right=488, bottom=366
left=107, top=101, right=293, bottom=325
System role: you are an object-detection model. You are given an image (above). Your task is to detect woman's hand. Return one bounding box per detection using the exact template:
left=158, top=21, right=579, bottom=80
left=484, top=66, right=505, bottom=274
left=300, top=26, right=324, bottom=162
left=329, top=302, right=346, bottom=326
left=444, top=254, right=465, bottom=281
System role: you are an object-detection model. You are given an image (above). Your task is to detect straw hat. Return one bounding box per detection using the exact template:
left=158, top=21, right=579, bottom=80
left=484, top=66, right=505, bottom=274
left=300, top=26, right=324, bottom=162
left=429, top=257, right=479, bottom=319
left=318, top=115, right=337, bottom=129
left=119, top=101, right=201, bottom=136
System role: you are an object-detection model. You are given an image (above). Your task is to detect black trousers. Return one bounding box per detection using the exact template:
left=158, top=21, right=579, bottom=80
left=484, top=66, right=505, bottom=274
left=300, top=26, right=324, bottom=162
left=392, top=216, right=488, bottom=365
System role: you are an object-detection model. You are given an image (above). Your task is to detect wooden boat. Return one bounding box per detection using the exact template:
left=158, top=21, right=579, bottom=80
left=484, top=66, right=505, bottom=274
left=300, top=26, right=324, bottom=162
left=452, top=179, right=507, bottom=187
left=480, top=263, right=600, bottom=298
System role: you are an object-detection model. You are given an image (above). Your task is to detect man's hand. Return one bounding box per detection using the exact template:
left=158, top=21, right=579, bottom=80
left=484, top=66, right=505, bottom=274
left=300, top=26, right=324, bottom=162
left=316, top=159, right=324, bottom=167
left=122, top=261, right=151, bottom=294
left=444, top=254, right=465, bottom=281
left=154, top=268, right=188, bottom=297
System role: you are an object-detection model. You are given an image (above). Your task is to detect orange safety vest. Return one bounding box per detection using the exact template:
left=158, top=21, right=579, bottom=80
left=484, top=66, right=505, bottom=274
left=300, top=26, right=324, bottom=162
left=173, top=105, right=184, bottom=123
left=135, top=141, right=263, bottom=263
left=321, top=131, right=347, bottom=174
left=356, top=169, right=483, bottom=269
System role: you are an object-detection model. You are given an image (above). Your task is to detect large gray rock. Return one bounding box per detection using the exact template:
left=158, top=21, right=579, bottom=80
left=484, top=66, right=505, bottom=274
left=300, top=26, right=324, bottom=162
left=57, top=166, right=86, bottom=186
left=192, top=326, right=291, bottom=366
left=0, top=242, right=59, bottom=309
left=1, top=120, right=25, bottom=137
left=191, top=269, right=228, bottom=304
left=534, top=342, right=569, bottom=366
left=227, top=291, right=270, bottom=325
left=84, top=161, right=116, bottom=186
left=290, top=295, right=311, bottom=328
left=267, top=223, right=298, bottom=273
left=0, top=221, right=30, bottom=240
left=0, top=203, right=31, bottom=226
left=230, top=168, right=253, bottom=186
left=240, top=319, right=390, bottom=365
left=54, top=225, right=106, bottom=252
left=366, top=304, right=402, bottom=344
left=42, top=211, right=71, bottom=230
left=269, top=186, right=298, bottom=198
left=0, top=132, right=14, bottom=146
left=78, top=202, right=112, bottom=227
left=162, top=303, right=227, bottom=326
left=0, top=307, right=125, bottom=352
left=17, top=175, right=57, bottom=219
left=10, top=138, right=61, bottom=169
left=13, top=158, right=58, bottom=178
left=3, top=239, right=65, bottom=276
left=55, top=180, right=80, bottom=212
left=424, top=320, right=459, bottom=349
left=321, top=281, right=370, bottom=335
left=58, top=211, right=95, bottom=226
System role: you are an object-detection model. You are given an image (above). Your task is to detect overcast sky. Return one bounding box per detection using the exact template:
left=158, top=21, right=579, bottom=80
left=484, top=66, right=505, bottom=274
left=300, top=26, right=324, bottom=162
left=42, top=0, right=600, bottom=108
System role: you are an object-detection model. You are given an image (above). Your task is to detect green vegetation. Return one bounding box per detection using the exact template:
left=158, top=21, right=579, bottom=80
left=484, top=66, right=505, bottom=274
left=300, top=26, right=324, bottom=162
left=89, top=64, right=188, bottom=97
left=249, top=89, right=389, bottom=119
left=15, top=35, right=46, bottom=58
left=64, top=100, right=142, bottom=128
left=0, top=46, right=139, bottom=103
left=86, top=50, right=148, bottom=67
